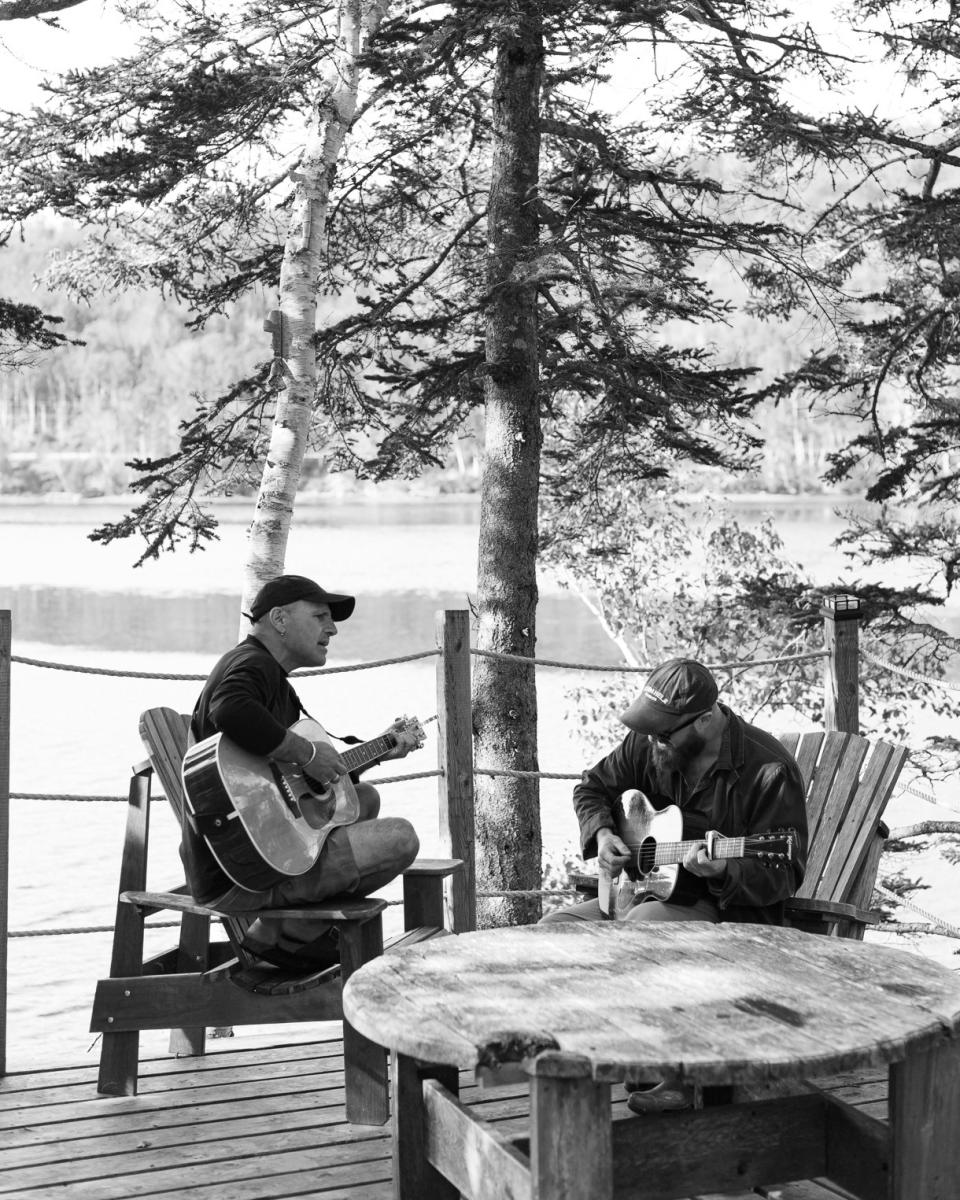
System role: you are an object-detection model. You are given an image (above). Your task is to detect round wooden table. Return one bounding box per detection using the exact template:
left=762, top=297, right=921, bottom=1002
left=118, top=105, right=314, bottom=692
left=343, top=922, right=960, bottom=1200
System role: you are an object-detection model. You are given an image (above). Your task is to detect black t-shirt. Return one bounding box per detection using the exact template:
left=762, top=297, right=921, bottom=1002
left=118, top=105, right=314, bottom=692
left=184, top=636, right=304, bottom=902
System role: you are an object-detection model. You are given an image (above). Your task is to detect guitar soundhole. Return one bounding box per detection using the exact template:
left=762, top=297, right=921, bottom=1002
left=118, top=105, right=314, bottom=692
left=637, top=837, right=656, bottom=877
left=300, top=790, right=337, bottom=828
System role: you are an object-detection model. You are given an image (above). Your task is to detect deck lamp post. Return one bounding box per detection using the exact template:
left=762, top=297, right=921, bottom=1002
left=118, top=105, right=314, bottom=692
left=821, top=593, right=861, bottom=734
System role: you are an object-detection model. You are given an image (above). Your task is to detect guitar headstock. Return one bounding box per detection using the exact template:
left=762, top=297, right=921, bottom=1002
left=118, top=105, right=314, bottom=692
left=744, top=829, right=796, bottom=863
left=388, top=715, right=426, bottom=752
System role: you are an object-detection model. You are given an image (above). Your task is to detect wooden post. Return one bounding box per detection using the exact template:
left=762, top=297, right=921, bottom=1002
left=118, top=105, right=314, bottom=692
left=889, top=1036, right=960, bottom=1198
left=392, top=1054, right=460, bottom=1200
left=97, top=765, right=153, bottom=1096
left=0, top=611, right=9, bottom=1077
left=339, top=913, right=389, bottom=1125
left=435, top=610, right=476, bottom=932
left=821, top=594, right=860, bottom=734
left=530, top=1053, right=612, bottom=1200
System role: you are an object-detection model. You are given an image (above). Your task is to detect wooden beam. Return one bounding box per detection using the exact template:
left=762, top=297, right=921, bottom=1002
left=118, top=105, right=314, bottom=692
left=423, top=1078, right=531, bottom=1200
left=890, top=1037, right=960, bottom=1198
left=0, top=610, right=9, bottom=1078
left=824, top=1089, right=891, bottom=1198
left=608, top=1093, right=829, bottom=1199
left=821, top=594, right=861, bottom=734
left=339, top=913, right=388, bottom=1126
left=435, top=610, right=476, bottom=932
left=530, top=1053, right=612, bottom=1200
left=393, top=1053, right=460, bottom=1199
left=168, top=910, right=212, bottom=1057
left=90, top=971, right=343, bottom=1033
left=96, top=768, right=152, bottom=1095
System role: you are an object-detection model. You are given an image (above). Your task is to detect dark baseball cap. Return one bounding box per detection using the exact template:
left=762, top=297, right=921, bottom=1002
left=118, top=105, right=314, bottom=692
left=246, top=575, right=355, bottom=623
left=620, top=658, right=719, bottom=735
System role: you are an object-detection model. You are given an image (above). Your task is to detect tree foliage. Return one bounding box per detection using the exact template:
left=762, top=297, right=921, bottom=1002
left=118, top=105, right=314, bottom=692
left=747, top=2, right=960, bottom=626
left=0, top=294, right=79, bottom=369
left=0, top=0, right=868, bottom=558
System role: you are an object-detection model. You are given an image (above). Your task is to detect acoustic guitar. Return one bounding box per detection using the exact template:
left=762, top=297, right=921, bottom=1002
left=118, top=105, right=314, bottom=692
left=598, top=789, right=796, bottom=918
left=181, top=715, right=425, bottom=890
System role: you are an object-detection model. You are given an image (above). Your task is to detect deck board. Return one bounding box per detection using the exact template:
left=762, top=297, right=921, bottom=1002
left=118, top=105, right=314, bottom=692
left=0, top=1031, right=886, bottom=1199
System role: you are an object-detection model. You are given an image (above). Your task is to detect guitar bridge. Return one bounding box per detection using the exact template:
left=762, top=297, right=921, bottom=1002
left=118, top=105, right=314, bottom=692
left=269, top=761, right=302, bottom=819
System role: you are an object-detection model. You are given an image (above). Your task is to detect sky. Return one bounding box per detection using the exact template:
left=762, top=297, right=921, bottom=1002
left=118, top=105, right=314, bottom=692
left=0, top=2, right=912, bottom=121
left=0, top=1, right=137, bottom=112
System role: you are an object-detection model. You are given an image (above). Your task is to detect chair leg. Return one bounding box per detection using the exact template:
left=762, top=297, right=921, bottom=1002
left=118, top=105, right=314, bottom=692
left=96, top=771, right=151, bottom=1096
left=168, top=910, right=211, bottom=1056
left=339, top=914, right=389, bottom=1125
left=402, top=873, right=446, bottom=931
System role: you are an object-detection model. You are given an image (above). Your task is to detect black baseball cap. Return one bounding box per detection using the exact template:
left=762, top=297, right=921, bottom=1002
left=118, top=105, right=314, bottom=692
left=246, top=575, right=355, bottom=623
left=620, top=658, right=719, bottom=735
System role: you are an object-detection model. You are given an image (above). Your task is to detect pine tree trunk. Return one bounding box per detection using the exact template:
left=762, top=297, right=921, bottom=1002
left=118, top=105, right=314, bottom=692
left=473, top=3, right=544, bottom=928
left=240, top=0, right=390, bottom=623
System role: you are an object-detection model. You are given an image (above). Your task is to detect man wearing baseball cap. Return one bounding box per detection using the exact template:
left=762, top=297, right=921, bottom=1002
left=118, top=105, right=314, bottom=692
left=542, top=656, right=807, bottom=1111
left=183, top=574, right=420, bottom=970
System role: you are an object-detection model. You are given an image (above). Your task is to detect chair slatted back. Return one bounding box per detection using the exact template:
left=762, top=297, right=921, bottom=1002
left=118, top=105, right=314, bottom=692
left=138, top=707, right=193, bottom=828
left=138, top=707, right=252, bottom=954
left=780, top=731, right=908, bottom=906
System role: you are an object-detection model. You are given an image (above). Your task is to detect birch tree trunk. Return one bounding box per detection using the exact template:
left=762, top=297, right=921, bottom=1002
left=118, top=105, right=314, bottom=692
left=473, top=3, right=544, bottom=928
left=240, top=0, right=390, bottom=626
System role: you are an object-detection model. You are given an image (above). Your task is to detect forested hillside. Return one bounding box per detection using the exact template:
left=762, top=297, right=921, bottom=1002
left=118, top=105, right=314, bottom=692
left=0, top=217, right=266, bottom=495
left=1, top=213, right=877, bottom=498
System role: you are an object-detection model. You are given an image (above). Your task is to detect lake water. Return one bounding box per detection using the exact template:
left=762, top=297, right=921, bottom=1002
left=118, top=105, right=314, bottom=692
left=3, top=494, right=959, bottom=1071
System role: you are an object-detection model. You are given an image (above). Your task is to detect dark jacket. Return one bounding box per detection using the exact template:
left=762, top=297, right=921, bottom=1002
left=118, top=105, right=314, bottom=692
left=184, top=636, right=305, bottom=903
left=191, top=635, right=302, bottom=754
left=573, top=705, right=807, bottom=924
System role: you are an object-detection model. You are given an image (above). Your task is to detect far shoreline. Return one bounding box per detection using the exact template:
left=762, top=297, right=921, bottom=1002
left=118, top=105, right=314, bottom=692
left=0, top=486, right=865, bottom=510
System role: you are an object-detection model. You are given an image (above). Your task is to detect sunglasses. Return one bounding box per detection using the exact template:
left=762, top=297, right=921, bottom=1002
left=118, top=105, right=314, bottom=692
left=651, top=709, right=706, bottom=745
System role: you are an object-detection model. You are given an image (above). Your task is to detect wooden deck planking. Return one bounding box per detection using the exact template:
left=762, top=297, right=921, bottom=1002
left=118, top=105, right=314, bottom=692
left=0, top=1032, right=884, bottom=1199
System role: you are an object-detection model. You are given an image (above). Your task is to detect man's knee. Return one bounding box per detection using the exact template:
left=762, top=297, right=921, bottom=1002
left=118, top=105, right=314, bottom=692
left=539, top=898, right=605, bottom=924
left=355, top=782, right=381, bottom=820
left=394, top=817, right=419, bottom=868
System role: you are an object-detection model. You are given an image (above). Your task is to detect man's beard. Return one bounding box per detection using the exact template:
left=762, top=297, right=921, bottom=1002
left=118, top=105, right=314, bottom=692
left=650, top=730, right=707, bottom=773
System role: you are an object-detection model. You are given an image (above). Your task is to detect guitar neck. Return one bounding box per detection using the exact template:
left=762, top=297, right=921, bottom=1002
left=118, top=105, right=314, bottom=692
left=652, top=837, right=745, bottom=866
left=341, top=734, right=396, bottom=775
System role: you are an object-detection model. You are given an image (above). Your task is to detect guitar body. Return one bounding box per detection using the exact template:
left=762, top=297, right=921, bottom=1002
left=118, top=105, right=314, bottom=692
left=181, top=715, right=423, bottom=891
left=613, top=790, right=684, bottom=906
left=599, top=789, right=796, bottom=920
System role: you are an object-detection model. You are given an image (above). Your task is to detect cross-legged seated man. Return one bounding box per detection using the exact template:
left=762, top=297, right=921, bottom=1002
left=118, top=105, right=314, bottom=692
left=541, top=657, right=807, bottom=1110
left=184, top=574, right=420, bottom=971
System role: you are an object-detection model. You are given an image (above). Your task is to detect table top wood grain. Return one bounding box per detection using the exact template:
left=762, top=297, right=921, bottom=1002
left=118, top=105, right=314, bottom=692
left=342, top=923, right=960, bottom=1086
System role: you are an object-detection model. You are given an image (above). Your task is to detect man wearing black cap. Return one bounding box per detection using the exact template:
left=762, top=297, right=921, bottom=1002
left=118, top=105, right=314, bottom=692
left=185, top=574, right=420, bottom=969
left=542, top=657, right=807, bottom=1111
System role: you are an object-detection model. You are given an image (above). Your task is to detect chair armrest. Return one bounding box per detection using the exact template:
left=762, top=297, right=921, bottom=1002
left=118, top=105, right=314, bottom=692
left=122, top=889, right=389, bottom=925
left=253, top=897, right=388, bottom=923
left=120, top=890, right=220, bottom=918
left=785, top=896, right=881, bottom=928
left=403, top=858, right=463, bottom=877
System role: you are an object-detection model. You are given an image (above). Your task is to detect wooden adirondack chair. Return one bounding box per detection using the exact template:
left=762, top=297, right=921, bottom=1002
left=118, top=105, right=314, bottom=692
left=90, top=707, right=462, bottom=1125
left=571, top=730, right=908, bottom=939
left=779, top=730, right=908, bottom=938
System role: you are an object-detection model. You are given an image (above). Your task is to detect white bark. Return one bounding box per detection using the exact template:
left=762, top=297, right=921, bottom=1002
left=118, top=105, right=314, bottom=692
left=240, top=0, right=390, bottom=629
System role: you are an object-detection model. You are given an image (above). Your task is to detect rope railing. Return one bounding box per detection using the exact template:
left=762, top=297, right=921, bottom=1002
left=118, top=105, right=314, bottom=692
left=9, top=766, right=442, bottom=804
left=892, top=778, right=960, bottom=818
left=470, top=648, right=829, bottom=672
left=861, top=646, right=960, bottom=693
left=6, top=627, right=960, bottom=952
left=10, top=648, right=439, bottom=680
left=875, top=880, right=960, bottom=940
